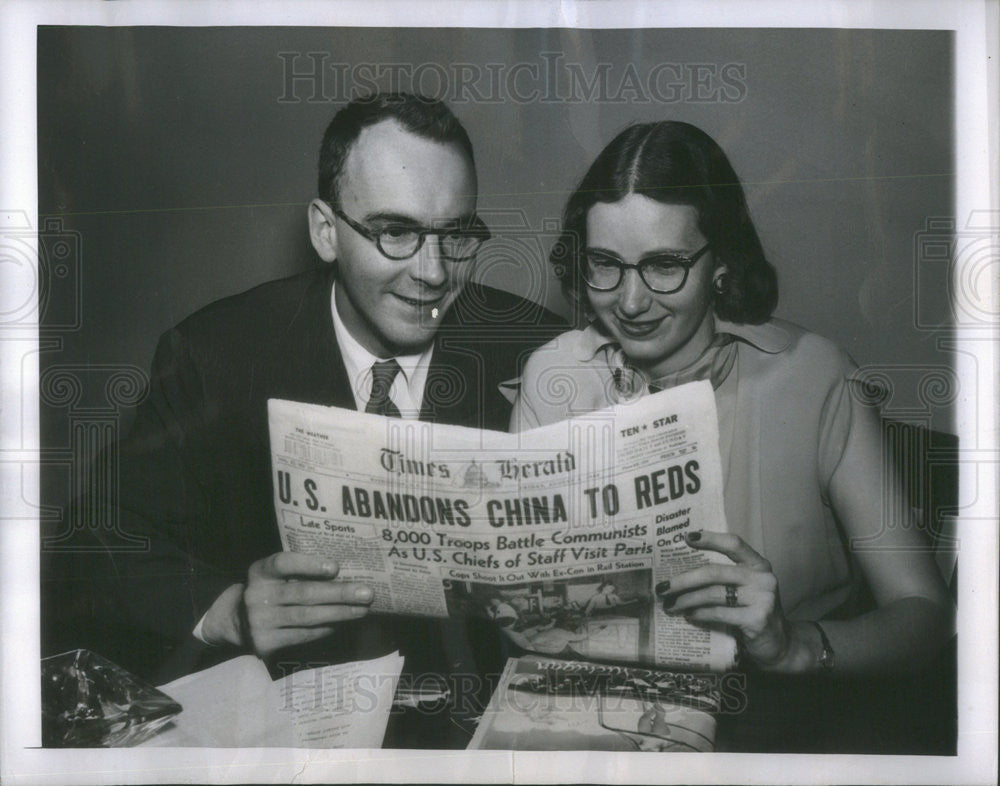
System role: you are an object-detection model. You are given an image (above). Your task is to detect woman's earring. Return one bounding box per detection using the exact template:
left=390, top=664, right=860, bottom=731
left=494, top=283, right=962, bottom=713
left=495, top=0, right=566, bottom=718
left=713, top=273, right=728, bottom=296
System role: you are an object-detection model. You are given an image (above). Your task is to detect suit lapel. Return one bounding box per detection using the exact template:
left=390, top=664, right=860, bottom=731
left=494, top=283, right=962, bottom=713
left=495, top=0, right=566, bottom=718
left=420, top=336, right=484, bottom=427
left=259, top=266, right=355, bottom=410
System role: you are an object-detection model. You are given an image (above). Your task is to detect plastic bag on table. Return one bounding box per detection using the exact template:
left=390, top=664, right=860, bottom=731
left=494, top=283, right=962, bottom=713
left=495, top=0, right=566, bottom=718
left=41, top=649, right=182, bottom=747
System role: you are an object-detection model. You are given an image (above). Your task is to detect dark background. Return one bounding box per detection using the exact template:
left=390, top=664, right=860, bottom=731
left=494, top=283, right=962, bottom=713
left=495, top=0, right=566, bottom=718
left=37, top=25, right=954, bottom=513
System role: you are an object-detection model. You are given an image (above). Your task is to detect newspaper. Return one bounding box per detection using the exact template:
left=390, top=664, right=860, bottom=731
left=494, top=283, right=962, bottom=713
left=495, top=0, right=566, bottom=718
left=267, top=380, right=737, bottom=671
left=468, top=656, right=719, bottom=751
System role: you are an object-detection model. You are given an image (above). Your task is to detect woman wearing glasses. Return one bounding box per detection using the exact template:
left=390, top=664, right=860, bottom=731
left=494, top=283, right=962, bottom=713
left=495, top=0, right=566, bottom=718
left=510, top=121, right=953, bottom=679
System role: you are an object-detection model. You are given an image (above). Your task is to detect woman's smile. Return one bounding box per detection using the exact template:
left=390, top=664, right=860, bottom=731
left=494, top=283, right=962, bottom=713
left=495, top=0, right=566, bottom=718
left=614, top=314, right=668, bottom=338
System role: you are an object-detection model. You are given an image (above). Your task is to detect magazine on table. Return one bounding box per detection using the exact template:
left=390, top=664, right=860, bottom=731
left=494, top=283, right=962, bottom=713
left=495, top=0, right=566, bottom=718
left=468, top=656, right=720, bottom=751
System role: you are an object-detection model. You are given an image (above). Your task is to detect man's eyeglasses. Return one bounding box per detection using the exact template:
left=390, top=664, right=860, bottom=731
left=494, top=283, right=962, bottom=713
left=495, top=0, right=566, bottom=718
left=582, top=244, right=711, bottom=295
left=330, top=204, right=491, bottom=262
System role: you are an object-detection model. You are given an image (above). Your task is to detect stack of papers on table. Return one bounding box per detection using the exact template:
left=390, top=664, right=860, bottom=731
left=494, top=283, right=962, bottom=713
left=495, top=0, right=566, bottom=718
left=143, top=652, right=403, bottom=748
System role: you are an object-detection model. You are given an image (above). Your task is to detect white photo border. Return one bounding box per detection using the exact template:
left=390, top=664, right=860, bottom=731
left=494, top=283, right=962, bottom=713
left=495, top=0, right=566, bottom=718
left=1, top=1, right=997, bottom=784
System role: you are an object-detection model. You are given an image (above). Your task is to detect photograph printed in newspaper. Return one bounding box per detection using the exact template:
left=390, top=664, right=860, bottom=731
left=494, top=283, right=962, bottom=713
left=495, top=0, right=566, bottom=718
left=468, top=656, right=723, bottom=752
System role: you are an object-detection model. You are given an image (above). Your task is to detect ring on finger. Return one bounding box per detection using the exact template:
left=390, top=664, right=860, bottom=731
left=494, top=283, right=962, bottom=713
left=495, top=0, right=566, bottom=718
left=725, top=585, right=739, bottom=607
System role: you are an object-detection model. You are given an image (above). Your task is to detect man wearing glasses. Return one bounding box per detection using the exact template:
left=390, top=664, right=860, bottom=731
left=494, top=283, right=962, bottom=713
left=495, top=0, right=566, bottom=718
left=52, top=93, right=563, bottom=745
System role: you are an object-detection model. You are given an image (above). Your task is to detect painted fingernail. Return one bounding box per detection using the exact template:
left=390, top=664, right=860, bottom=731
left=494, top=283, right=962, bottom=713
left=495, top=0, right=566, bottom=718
left=354, top=587, right=373, bottom=601
left=655, top=581, right=671, bottom=595
left=686, top=531, right=702, bottom=542
left=662, top=596, right=676, bottom=610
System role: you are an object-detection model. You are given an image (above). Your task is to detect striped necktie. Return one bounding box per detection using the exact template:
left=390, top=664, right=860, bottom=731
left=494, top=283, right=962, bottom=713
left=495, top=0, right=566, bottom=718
left=365, top=360, right=402, bottom=418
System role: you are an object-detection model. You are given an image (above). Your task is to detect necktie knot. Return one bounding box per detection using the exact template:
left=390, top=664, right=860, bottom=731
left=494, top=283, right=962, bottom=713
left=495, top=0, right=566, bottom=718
left=366, top=360, right=402, bottom=418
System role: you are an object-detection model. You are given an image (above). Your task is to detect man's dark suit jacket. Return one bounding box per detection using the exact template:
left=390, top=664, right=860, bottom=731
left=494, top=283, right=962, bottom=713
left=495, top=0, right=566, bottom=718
left=43, top=266, right=565, bottom=691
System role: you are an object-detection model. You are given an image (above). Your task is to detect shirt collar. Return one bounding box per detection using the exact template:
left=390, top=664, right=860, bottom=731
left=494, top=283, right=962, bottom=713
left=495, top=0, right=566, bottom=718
left=330, top=282, right=431, bottom=385
left=572, top=317, right=791, bottom=362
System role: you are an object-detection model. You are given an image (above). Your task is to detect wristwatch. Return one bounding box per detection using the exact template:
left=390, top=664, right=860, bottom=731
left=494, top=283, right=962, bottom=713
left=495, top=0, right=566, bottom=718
left=810, top=621, right=835, bottom=672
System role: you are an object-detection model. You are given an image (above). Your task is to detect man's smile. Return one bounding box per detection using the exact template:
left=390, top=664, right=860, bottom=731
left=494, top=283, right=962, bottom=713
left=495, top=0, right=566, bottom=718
left=393, top=292, right=447, bottom=308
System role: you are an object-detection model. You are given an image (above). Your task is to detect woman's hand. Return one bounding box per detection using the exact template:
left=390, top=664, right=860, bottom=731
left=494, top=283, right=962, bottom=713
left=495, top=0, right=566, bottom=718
left=656, top=530, right=793, bottom=669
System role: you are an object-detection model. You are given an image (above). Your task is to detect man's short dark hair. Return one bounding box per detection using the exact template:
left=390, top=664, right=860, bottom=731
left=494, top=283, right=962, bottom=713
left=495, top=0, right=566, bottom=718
left=551, top=121, right=778, bottom=325
left=317, top=92, right=475, bottom=205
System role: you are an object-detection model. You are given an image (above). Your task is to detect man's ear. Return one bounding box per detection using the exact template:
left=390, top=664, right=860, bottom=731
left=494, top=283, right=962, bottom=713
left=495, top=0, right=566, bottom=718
left=308, top=199, right=338, bottom=263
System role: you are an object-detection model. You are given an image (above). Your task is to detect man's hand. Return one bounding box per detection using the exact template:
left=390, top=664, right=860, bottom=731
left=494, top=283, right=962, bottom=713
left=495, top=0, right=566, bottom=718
left=200, top=552, right=374, bottom=660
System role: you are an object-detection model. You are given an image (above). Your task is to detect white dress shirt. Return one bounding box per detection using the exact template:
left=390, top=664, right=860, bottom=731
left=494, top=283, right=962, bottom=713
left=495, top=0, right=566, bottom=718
left=330, top=283, right=434, bottom=419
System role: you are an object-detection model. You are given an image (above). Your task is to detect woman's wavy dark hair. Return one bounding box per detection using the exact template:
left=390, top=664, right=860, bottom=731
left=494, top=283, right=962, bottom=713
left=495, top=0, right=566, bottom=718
left=551, top=121, right=777, bottom=325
